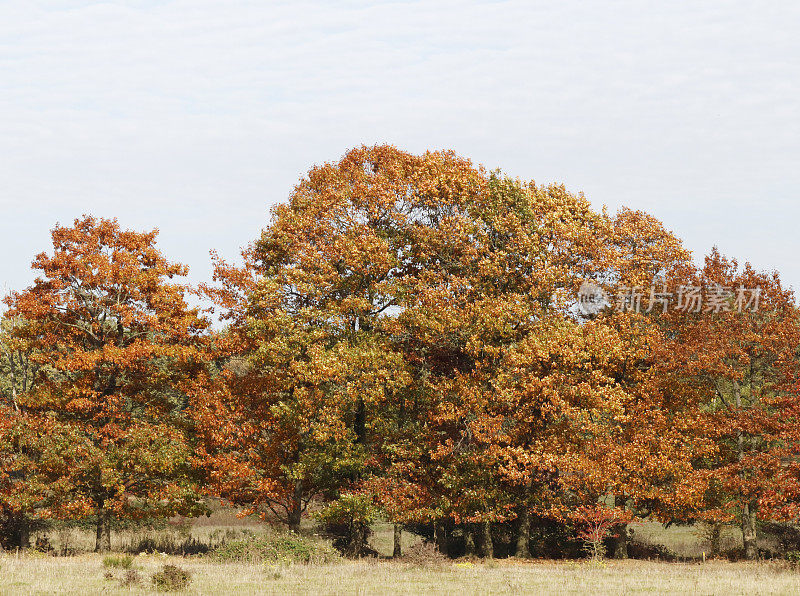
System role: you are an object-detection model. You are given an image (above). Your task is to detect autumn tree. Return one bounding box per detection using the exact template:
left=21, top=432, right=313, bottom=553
left=195, top=145, right=488, bottom=541
left=0, top=315, right=45, bottom=548
left=3, top=216, right=209, bottom=552
left=374, top=179, right=712, bottom=559
left=657, top=249, right=800, bottom=559
left=374, top=173, right=613, bottom=557
left=202, top=146, right=730, bottom=560
left=189, top=144, right=799, bottom=561
left=569, top=208, right=716, bottom=559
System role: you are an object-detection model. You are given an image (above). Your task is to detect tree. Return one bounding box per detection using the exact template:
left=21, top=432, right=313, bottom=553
left=3, top=215, right=209, bottom=552
left=196, top=145, right=485, bottom=538
left=657, top=249, right=800, bottom=559
left=0, top=315, right=42, bottom=548
left=574, top=209, right=714, bottom=558
left=374, top=180, right=710, bottom=559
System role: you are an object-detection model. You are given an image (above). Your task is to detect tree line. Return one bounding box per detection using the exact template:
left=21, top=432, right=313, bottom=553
left=2, top=145, right=799, bottom=558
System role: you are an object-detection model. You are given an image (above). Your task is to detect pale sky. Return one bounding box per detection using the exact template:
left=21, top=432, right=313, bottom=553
left=2, top=1, right=799, bottom=298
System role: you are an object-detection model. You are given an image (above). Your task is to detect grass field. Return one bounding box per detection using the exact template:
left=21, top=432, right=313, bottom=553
left=2, top=554, right=799, bottom=595
left=0, top=510, right=794, bottom=595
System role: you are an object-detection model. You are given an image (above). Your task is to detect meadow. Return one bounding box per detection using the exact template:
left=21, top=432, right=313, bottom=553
left=2, top=551, right=800, bottom=595
left=1, top=511, right=798, bottom=595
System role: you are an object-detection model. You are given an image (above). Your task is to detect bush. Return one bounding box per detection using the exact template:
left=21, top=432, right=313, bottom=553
left=723, top=546, right=746, bottom=562
left=401, top=541, right=449, bottom=567
left=124, top=534, right=210, bottom=556
left=210, top=532, right=340, bottom=564
left=33, top=535, right=54, bottom=554
left=695, top=522, right=724, bottom=556
left=120, top=570, right=142, bottom=587
left=627, top=540, right=677, bottom=561
left=528, top=515, right=583, bottom=559
left=786, top=550, right=800, bottom=568
left=152, top=564, right=192, bottom=592
left=119, top=569, right=142, bottom=588
left=317, top=494, right=379, bottom=558
left=573, top=506, right=630, bottom=561
left=103, top=554, right=135, bottom=569
left=761, top=522, right=800, bottom=555
left=0, top=511, right=48, bottom=550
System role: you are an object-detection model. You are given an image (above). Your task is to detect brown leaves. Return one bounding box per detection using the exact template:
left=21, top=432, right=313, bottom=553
left=1, top=215, right=209, bottom=526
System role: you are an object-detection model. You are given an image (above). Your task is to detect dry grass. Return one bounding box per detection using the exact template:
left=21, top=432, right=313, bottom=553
left=33, top=503, right=276, bottom=556
left=5, top=508, right=793, bottom=594
left=1, top=553, right=799, bottom=595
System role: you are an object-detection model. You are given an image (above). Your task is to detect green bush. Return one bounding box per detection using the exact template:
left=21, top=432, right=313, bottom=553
left=317, top=494, right=379, bottom=557
left=210, top=532, right=339, bottom=564
left=786, top=550, right=800, bottom=568
left=102, top=554, right=135, bottom=569
left=151, top=564, right=191, bottom=592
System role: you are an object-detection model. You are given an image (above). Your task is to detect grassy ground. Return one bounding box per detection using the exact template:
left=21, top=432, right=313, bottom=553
left=1, top=507, right=789, bottom=594
left=2, top=553, right=800, bottom=595
left=631, top=521, right=745, bottom=559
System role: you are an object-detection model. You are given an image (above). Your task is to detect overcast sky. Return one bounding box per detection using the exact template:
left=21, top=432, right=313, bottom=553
left=2, top=1, right=799, bottom=298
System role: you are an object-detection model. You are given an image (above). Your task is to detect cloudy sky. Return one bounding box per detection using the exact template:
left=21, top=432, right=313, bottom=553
left=2, top=1, right=799, bottom=297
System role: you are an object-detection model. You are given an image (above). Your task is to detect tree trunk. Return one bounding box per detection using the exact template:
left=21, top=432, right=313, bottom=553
left=95, top=509, right=112, bottom=553
left=344, top=519, right=369, bottom=558
left=393, top=524, right=402, bottom=558
left=515, top=507, right=531, bottom=558
left=288, top=478, right=303, bottom=532
left=734, top=381, right=758, bottom=561
left=434, top=521, right=448, bottom=556
left=464, top=524, right=476, bottom=557
left=11, top=382, right=19, bottom=413
left=708, top=523, right=722, bottom=557
left=17, top=516, right=30, bottom=549
left=354, top=397, right=366, bottom=445
left=612, top=495, right=628, bottom=559
left=612, top=527, right=628, bottom=559
left=742, top=500, right=758, bottom=560
left=480, top=520, right=493, bottom=559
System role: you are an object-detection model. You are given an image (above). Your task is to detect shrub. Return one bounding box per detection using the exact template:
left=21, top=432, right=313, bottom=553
left=695, top=522, right=724, bottom=557
left=573, top=506, right=631, bottom=561
left=124, top=534, right=210, bottom=555
left=120, top=570, right=142, bottom=587
left=761, top=522, right=800, bottom=555
left=210, top=533, right=340, bottom=564
left=528, top=515, right=583, bottom=559
left=152, top=564, right=192, bottom=592
left=0, top=510, right=48, bottom=550
left=723, top=546, right=746, bottom=562
left=401, top=541, right=449, bottom=567
left=317, top=494, right=379, bottom=558
left=786, top=550, right=800, bottom=568
left=33, top=535, right=54, bottom=554
left=627, top=540, right=677, bottom=561
left=103, top=554, right=135, bottom=569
